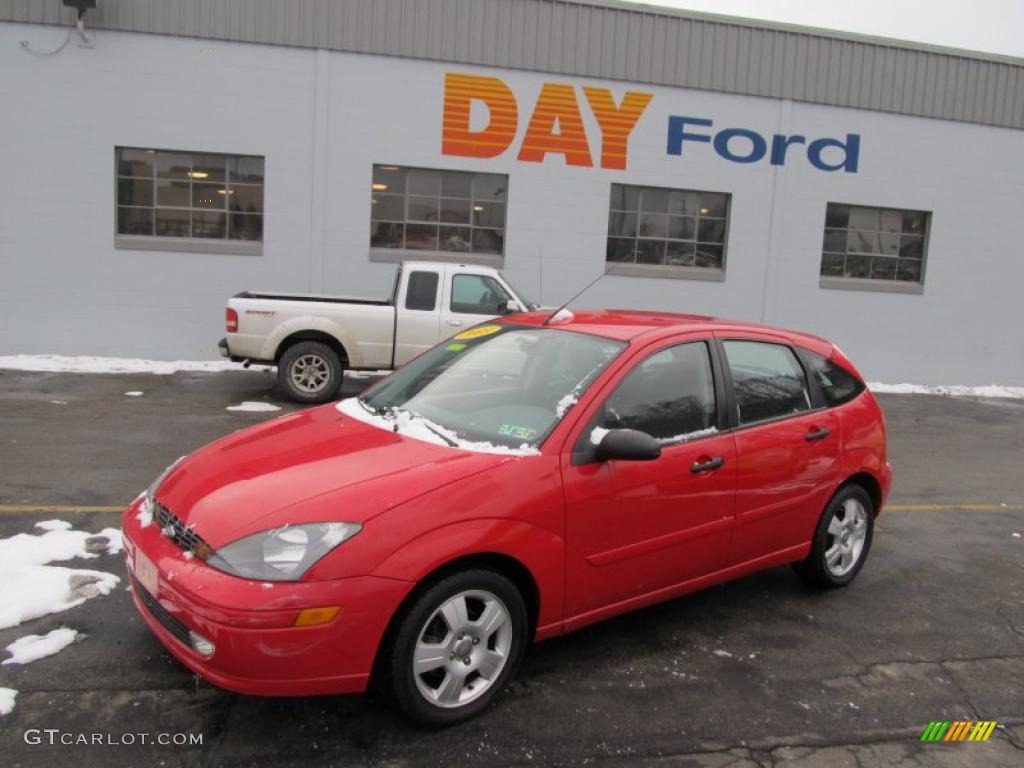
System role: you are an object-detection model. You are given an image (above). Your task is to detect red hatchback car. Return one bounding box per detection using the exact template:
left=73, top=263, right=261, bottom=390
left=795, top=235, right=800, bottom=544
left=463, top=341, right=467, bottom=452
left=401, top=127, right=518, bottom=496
left=123, top=310, right=891, bottom=724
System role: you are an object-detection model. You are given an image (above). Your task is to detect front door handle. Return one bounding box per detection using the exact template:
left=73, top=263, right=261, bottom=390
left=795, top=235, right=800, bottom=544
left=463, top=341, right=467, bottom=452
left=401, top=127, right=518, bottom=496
left=691, top=456, right=724, bottom=474
left=805, top=426, right=830, bottom=442
left=447, top=320, right=463, bottom=327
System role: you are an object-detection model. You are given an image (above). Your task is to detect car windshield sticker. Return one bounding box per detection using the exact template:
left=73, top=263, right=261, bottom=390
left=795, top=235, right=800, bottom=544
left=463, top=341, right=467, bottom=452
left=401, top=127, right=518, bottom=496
left=497, top=424, right=537, bottom=440
left=453, top=324, right=502, bottom=340
left=445, top=342, right=468, bottom=352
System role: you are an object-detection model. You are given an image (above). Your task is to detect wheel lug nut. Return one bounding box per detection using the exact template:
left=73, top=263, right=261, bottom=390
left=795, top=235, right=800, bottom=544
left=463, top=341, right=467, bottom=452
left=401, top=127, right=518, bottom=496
left=463, top=657, right=471, bottom=665
left=449, top=653, right=455, bottom=660
left=472, top=637, right=479, bottom=645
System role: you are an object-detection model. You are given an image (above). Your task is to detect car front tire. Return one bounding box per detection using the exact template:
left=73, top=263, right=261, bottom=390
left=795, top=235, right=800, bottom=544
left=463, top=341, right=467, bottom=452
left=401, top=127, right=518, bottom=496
left=278, top=341, right=343, bottom=404
left=795, top=484, right=875, bottom=589
left=387, top=569, right=529, bottom=726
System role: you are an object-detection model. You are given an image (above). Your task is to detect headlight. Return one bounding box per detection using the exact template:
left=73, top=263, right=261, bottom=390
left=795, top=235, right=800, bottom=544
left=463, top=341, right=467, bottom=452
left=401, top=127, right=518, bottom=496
left=138, top=456, right=185, bottom=526
left=206, top=522, right=362, bottom=582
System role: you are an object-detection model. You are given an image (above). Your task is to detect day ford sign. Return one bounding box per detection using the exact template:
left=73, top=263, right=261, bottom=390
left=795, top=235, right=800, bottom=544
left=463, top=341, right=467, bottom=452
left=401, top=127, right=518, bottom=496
left=442, top=72, right=860, bottom=173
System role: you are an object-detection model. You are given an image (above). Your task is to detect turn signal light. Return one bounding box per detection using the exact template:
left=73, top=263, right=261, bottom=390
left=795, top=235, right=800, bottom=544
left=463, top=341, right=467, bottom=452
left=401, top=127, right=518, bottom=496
left=225, top=308, right=238, bottom=333
left=293, top=606, right=341, bottom=627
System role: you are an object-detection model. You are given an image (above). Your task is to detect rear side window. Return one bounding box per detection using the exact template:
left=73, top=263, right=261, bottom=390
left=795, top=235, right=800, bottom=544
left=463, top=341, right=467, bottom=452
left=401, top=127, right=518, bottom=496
left=804, top=351, right=865, bottom=406
left=405, top=271, right=438, bottom=311
left=601, top=341, right=717, bottom=443
left=723, top=341, right=810, bottom=425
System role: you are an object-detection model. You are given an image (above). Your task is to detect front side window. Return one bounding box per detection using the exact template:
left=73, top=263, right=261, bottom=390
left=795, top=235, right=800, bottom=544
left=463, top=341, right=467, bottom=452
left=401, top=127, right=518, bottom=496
left=724, top=341, right=811, bottom=425
left=116, top=147, right=264, bottom=242
left=359, top=326, right=624, bottom=449
left=601, top=342, right=717, bottom=443
left=606, top=184, right=729, bottom=273
left=451, top=274, right=512, bottom=315
left=370, top=165, right=507, bottom=256
left=820, top=203, right=929, bottom=285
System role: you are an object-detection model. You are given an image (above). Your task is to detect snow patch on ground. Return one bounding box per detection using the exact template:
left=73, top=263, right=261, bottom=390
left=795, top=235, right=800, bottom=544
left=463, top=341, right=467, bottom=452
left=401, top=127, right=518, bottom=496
left=0, top=688, right=16, bottom=716
left=3, top=628, right=78, bottom=666
left=337, top=398, right=539, bottom=456
left=869, top=382, right=1024, bottom=399
left=0, top=354, right=241, bottom=375
left=0, top=523, right=122, bottom=630
left=713, top=649, right=733, bottom=658
left=226, top=401, right=281, bottom=412
left=124, top=391, right=144, bottom=397
left=346, top=370, right=390, bottom=379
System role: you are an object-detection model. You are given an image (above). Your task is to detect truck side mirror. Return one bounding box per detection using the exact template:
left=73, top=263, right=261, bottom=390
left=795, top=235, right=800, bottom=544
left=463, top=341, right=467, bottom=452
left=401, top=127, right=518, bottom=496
left=500, top=299, right=520, bottom=315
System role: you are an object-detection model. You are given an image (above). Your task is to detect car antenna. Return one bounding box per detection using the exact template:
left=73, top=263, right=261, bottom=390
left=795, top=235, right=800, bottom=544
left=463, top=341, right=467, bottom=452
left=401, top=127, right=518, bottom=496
left=542, top=264, right=617, bottom=325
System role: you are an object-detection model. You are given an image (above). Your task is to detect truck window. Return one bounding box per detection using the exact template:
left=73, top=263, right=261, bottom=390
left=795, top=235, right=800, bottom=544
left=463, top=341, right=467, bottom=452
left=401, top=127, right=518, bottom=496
left=405, top=271, right=439, bottom=311
left=451, top=274, right=511, bottom=315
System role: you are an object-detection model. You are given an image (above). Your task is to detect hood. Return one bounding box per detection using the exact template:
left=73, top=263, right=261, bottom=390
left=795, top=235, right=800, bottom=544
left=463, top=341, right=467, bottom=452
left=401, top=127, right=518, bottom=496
left=154, top=404, right=509, bottom=547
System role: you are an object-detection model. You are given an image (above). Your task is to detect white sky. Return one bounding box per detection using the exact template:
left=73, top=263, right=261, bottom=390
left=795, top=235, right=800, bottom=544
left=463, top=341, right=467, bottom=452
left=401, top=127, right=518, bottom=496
left=623, top=0, right=1024, bottom=58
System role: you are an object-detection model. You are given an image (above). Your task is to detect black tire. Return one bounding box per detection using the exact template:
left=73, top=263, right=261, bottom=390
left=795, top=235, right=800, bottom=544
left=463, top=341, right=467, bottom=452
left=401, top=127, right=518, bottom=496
left=386, top=569, right=529, bottom=726
left=277, top=341, right=343, bottom=404
left=794, top=484, right=875, bottom=589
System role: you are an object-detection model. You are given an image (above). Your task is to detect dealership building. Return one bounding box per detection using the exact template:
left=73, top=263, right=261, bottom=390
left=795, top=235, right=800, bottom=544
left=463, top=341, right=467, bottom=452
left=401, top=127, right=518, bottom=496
left=2, top=0, right=1022, bottom=384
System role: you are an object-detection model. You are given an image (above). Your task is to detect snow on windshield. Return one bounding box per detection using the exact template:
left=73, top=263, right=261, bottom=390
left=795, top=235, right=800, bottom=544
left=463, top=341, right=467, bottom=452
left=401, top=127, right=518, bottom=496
left=337, top=398, right=540, bottom=456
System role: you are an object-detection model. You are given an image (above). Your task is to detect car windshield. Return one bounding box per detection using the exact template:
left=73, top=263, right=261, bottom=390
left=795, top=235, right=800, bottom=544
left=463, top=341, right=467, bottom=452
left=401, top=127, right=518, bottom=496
left=356, top=324, right=625, bottom=450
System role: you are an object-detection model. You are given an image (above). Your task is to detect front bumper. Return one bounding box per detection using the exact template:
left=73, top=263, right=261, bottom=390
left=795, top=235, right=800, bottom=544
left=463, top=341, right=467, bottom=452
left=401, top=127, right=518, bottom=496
left=122, top=498, right=413, bottom=697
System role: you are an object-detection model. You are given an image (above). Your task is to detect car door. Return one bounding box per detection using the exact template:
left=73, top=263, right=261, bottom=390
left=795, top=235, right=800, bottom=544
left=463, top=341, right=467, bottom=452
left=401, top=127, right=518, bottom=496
left=561, top=337, right=737, bottom=621
left=393, top=268, right=442, bottom=366
left=717, top=334, right=841, bottom=566
left=439, top=271, right=513, bottom=337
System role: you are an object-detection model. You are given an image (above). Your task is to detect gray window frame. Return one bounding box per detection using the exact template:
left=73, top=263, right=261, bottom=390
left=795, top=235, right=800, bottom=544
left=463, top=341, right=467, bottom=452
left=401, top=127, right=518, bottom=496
left=605, top=183, right=730, bottom=281
left=369, top=164, right=508, bottom=268
left=819, top=202, right=930, bottom=295
left=113, top=146, right=265, bottom=256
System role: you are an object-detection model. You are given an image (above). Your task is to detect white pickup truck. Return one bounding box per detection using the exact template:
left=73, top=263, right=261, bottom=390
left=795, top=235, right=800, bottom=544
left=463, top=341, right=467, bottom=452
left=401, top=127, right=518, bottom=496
left=219, top=261, right=536, bottom=402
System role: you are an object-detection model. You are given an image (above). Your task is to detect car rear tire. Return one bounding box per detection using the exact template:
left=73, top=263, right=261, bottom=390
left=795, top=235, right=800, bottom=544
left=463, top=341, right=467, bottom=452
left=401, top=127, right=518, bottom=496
left=387, top=569, right=528, bottom=726
left=794, top=484, right=874, bottom=589
left=278, top=341, right=343, bottom=404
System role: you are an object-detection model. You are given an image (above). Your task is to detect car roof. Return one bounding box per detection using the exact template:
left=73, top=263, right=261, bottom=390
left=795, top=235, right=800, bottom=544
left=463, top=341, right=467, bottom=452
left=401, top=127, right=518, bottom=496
left=502, top=308, right=835, bottom=355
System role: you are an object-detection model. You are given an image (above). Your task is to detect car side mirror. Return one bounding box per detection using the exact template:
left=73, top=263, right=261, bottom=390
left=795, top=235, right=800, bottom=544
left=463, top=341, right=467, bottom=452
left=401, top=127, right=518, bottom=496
left=499, top=299, right=519, bottom=315
left=595, top=429, right=662, bottom=462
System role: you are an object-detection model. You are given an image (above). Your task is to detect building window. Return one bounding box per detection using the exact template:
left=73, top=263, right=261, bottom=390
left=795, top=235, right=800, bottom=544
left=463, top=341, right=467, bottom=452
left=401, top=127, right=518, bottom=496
left=606, top=184, right=729, bottom=275
left=116, top=147, right=264, bottom=247
left=370, top=165, right=506, bottom=257
left=820, top=203, right=928, bottom=286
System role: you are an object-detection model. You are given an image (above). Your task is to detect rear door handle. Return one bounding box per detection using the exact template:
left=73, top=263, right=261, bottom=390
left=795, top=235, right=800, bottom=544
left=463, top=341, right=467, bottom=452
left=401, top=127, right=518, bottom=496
left=447, top=320, right=463, bottom=327
left=805, top=427, right=830, bottom=442
left=691, top=456, right=724, bottom=474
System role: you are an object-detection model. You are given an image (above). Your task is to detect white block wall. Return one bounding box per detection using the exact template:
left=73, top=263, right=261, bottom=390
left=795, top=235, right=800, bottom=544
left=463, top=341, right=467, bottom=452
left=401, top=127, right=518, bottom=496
left=1, top=23, right=1021, bottom=385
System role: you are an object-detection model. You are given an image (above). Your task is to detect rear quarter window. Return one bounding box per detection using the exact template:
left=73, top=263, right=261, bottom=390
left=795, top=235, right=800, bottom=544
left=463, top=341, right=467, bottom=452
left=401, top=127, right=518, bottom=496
left=804, top=351, right=865, bottom=407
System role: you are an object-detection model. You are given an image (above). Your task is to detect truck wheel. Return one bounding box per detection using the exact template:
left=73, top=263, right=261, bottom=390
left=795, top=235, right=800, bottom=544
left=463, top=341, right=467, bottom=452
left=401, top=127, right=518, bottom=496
left=278, top=341, right=343, bottom=404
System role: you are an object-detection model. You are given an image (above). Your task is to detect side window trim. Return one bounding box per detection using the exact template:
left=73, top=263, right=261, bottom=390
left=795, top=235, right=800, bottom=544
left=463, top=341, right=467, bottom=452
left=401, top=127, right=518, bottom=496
left=713, top=335, right=825, bottom=430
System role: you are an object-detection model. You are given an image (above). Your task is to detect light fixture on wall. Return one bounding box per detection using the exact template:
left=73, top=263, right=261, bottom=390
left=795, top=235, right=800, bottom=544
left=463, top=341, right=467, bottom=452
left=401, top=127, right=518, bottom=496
left=21, top=0, right=96, bottom=55
left=371, top=183, right=388, bottom=191
left=189, top=171, right=209, bottom=179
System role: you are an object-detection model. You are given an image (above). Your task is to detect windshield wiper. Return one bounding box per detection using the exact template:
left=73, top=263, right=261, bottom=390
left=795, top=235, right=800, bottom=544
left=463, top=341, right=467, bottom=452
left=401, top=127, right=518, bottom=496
left=357, top=398, right=377, bottom=415
left=419, top=421, right=459, bottom=447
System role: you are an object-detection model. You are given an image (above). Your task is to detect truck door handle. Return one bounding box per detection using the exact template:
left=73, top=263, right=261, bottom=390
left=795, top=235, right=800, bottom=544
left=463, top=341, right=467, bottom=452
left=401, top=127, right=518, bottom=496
left=447, top=320, right=463, bottom=327
left=691, top=456, right=724, bottom=474
left=805, top=426, right=830, bottom=442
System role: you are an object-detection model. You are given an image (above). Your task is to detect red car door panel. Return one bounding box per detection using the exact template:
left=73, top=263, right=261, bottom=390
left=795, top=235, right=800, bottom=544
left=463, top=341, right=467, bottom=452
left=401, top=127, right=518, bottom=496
left=562, top=433, right=736, bottom=617
left=560, top=337, right=737, bottom=619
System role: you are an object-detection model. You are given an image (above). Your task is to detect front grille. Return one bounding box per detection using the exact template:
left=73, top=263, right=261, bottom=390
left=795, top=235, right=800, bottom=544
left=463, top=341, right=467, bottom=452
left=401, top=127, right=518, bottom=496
left=154, top=501, right=209, bottom=554
left=132, top=575, right=191, bottom=646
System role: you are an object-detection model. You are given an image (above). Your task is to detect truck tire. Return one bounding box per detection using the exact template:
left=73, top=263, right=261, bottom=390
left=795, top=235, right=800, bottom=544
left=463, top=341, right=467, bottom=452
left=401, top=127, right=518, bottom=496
left=278, top=341, right=343, bottom=404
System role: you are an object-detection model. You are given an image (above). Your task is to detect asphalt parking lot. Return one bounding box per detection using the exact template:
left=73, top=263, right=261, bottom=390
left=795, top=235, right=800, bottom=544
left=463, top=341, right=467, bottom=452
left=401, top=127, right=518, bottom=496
left=0, top=367, right=1021, bottom=767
